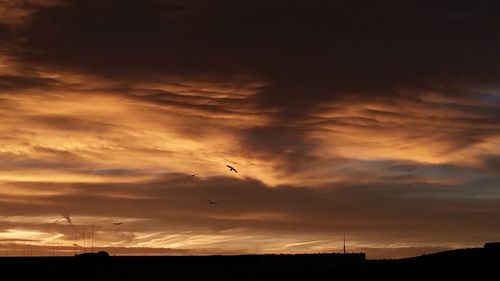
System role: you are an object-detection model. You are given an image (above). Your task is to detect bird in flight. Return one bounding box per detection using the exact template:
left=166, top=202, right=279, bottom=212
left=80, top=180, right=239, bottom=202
left=226, top=165, right=238, bottom=173
left=113, top=222, right=123, bottom=225
left=208, top=200, right=219, bottom=205
left=53, top=214, right=72, bottom=225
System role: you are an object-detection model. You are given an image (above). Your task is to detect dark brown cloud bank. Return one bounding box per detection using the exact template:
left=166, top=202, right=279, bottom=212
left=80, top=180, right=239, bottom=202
left=0, top=0, right=499, bottom=258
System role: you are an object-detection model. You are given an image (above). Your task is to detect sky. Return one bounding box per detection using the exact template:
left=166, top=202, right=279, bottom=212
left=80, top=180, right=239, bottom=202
left=0, top=0, right=499, bottom=258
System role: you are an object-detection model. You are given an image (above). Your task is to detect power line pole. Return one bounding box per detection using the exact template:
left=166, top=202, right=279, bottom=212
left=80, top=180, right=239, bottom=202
left=91, top=224, right=94, bottom=253
left=74, top=231, right=77, bottom=255
left=343, top=235, right=346, bottom=254
left=83, top=225, right=86, bottom=253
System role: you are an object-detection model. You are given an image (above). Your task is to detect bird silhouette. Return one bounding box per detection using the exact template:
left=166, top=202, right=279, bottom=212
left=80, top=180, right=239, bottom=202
left=208, top=200, right=219, bottom=205
left=54, top=214, right=72, bottom=225
left=113, top=222, right=123, bottom=225
left=226, top=165, right=238, bottom=173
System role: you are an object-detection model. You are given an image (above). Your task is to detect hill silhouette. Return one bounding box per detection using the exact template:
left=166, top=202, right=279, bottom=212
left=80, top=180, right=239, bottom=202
left=0, top=243, right=498, bottom=280
left=367, top=244, right=500, bottom=279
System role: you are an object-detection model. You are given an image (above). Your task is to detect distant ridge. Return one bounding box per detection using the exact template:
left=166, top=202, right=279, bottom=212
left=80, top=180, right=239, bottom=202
left=484, top=241, right=500, bottom=250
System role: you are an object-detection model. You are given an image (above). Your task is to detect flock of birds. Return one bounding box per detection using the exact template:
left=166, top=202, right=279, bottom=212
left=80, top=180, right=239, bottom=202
left=193, top=164, right=238, bottom=206
left=205, top=165, right=238, bottom=206
left=51, top=164, right=238, bottom=234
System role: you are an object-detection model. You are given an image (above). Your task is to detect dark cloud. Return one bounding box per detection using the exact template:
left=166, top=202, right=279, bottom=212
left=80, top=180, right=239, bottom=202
left=30, top=114, right=115, bottom=133
left=10, top=0, right=499, bottom=98
left=2, top=173, right=500, bottom=242
left=1, top=0, right=499, bottom=161
left=0, top=151, right=82, bottom=171
left=239, top=125, right=317, bottom=168
left=0, top=75, right=59, bottom=90
left=131, top=89, right=257, bottom=118
left=481, top=155, right=500, bottom=173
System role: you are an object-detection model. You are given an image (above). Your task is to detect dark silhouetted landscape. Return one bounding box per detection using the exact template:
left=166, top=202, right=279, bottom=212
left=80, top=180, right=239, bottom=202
left=0, top=243, right=498, bottom=280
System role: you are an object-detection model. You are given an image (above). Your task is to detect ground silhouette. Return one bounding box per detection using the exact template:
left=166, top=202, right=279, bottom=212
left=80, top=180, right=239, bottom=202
left=0, top=243, right=497, bottom=280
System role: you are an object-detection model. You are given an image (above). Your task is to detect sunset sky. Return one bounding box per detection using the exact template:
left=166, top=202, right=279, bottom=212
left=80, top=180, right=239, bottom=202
left=0, top=0, right=499, bottom=258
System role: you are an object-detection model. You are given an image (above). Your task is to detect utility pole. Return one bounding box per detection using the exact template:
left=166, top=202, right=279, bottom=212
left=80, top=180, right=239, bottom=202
left=91, top=224, right=94, bottom=253
left=83, top=225, right=86, bottom=253
left=343, top=235, right=346, bottom=254
left=74, top=231, right=77, bottom=255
